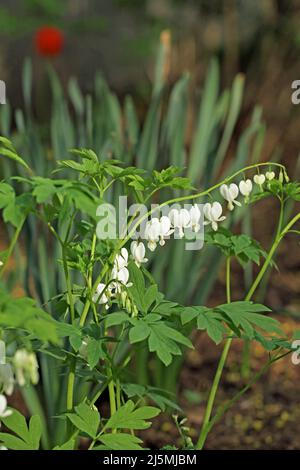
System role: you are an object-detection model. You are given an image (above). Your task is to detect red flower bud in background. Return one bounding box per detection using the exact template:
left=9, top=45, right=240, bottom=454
left=35, top=26, right=64, bottom=57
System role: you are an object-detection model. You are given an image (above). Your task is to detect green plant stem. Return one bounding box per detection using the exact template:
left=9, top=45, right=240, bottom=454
left=245, top=235, right=280, bottom=301
left=197, top=257, right=232, bottom=449
left=137, top=346, right=149, bottom=386
left=90, top=353, right=131, bottom=406
left=22, top=384, right=50, bottom=450
left=108, top=379, right=116, bottom=415
left=241, top=340, right=251, bottom=379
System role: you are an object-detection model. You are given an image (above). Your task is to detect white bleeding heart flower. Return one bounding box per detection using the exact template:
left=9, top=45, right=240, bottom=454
left=114, top=266, right=132, bottom=288
left=92, top=282, right=109, bottom=308
left=189, top=205, right=201, bottom=232
left=13, top=350, right=39, bottom=387
left=114, top=248, right=128, bottom=271
left=79, top=339, right=88, bottom=359
left=220, top=184, right=241, bottom=211
left=158, top=216, right=173, bottom=246
left=253, top=174, right=265, bottom=186
left=131, top=241, right=148, bottom=267
left=0, top=394, right=12, bottom=421
left=265, top=171, right=275, bottom=181
left=239, top=179, right=253, bottom=200
left=144, top=218, right=160, bottom=251
left=168, top=208, right=190, bottom=238
left=203, top=202, right=226, bottom=231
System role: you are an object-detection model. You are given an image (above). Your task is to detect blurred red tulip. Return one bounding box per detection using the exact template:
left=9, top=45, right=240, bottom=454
left=35, top=26, right=64, bottom=57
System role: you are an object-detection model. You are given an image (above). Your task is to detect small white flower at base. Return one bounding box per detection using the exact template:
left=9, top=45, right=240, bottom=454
left=239, top=179, right=253, bottom=201
left=0, top=394, right=12, bottom=420
left=0, top=261, right=3, bottom=267
left=131, top=241, right=148, bottom=267
left=0, top=445, right=7, bottom=450
left=169, top=208, right=190, bottom=238
left=13, top=350, right=39, bottom=387
left=220, top=184, right=241, bottom=211
left=92, top=282, right=109, bottom=309
left=253, top=174, right=265, bottom=187
left=189, top=205, right=201, bottom=232
left=265, top=171, right=275, bottom=181
left=203, top=202, right=226, bottom=231
left=116, top=267, right=129, bottom=284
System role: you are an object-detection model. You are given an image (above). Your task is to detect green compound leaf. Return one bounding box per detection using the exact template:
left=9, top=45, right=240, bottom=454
left=105, top=400, right=160, bottom=430
left=129, top=315, right=193, bottom=366
left=96, top=433, right=144, bottom=450
left=217, top=301, right=281, bottom=338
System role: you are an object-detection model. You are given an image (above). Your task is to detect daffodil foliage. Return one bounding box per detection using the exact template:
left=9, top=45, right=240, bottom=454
left=0, top=141, right=299, bottom=450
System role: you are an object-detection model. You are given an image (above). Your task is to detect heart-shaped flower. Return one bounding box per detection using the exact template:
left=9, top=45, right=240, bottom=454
left=13, top=350, right=39, bottom=387
left=92, top=282, right=109, bottom=307
left=253, top=174, right=265, bottom=186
